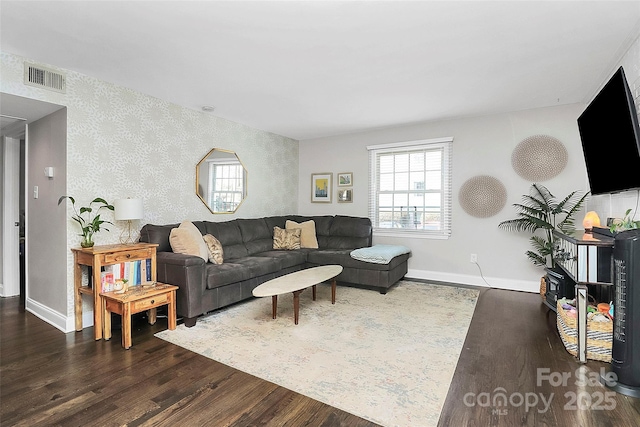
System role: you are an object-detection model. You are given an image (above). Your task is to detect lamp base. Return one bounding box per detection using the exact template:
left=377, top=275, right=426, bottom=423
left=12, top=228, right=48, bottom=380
left=119, top=220, right=138, bottom=244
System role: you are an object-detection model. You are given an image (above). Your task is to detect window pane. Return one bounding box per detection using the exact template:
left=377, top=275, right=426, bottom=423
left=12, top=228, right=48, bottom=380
left=394, top=172, right=409, bottom=191
left=379, top=155, right=394, bottom=173
left=394, top=154, right=409, bottom=172
left=380, top=173, right=394, bottom=191
left=393, top=193, right=408, bottom=206
left=425, top=171, right=441, bottom=190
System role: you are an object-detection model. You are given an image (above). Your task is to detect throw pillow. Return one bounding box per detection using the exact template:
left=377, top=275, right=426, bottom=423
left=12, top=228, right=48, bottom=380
left=169, top=228, right=206, bottom=261
left=285, top=220, right=319, bottom=248
left=273, top=226, right=301, bottom=250
left=168, top=221, right=209, bottom=262
left=203, top=234, right=224, bottom=264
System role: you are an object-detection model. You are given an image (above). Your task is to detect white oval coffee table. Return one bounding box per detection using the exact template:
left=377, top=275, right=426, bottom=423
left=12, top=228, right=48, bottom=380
left=252, top=265, right=343, bottom=325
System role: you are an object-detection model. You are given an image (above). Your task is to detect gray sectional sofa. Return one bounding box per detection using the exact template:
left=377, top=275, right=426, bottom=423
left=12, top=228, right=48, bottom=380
left=139, top=215, right=410, bottom=327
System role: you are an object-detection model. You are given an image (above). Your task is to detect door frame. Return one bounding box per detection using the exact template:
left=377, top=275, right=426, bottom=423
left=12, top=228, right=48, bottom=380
left=2, top=135, right=21, bottom=297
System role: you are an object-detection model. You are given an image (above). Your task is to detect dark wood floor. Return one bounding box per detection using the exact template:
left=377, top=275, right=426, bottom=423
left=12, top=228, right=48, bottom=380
left=1, top=286, right=639, bottom=426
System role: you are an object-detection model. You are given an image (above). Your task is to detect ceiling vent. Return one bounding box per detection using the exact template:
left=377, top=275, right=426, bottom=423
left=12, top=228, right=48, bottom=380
left=24, top=63, right=66, bottom=93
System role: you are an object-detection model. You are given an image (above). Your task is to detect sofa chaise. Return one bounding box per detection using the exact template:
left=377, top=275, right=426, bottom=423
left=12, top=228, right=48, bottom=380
left=139, top=215, right=410, bottom=327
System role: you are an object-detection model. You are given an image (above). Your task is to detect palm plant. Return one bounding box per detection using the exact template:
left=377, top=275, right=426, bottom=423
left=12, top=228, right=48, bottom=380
left=498, top=184, right=589, bottom=268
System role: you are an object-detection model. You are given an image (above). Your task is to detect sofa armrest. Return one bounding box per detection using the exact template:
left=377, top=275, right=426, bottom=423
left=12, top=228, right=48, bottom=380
left=155, top=252, right=206, bottom=319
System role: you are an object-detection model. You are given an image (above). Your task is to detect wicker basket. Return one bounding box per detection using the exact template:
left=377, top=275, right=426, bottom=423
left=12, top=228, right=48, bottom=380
left=539, top=276, right=546, bottom=300
left=556, top=300, right=613, bottom=362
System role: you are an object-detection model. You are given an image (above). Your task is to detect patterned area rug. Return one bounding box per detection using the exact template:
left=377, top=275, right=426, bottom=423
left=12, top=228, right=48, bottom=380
left=155, top=280, right=478, bottom=427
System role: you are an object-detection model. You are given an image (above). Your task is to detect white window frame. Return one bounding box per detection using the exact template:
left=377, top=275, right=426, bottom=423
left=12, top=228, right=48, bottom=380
left=367, top=137, right=453, bottom=239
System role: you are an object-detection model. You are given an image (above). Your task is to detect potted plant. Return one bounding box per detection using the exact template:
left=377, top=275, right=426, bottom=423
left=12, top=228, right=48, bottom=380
left=609, top=209, right=640, bottom=234
left=58, top=196, right=114, bottom=248
left=498, top=183, right=588, bottom=268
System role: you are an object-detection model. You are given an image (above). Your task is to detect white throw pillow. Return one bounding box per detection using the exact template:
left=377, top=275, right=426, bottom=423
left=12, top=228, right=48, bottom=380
left=169, top=220, right=209, bottom=262
left=285, top=219, right=319, bottom=248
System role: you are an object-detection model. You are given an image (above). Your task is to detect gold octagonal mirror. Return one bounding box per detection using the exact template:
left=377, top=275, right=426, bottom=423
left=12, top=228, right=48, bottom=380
left=196, top=148, right=247, bottom=214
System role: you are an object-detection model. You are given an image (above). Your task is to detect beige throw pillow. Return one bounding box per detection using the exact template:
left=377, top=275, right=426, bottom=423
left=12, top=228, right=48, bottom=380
left=169, top=221, right=209, bottom=262
left=273, top=226, right=301, bottom=250
left=203, top=234, right=224, bottom=264
left=285, top=220, right=319, bottom=248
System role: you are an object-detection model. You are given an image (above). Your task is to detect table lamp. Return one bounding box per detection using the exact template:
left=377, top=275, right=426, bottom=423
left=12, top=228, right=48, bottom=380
left=114, top=198, right=144, bottom=244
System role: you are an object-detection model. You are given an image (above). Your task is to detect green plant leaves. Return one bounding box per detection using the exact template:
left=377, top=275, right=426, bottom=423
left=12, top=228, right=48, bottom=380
left=498, top=184, right=589, bottom=268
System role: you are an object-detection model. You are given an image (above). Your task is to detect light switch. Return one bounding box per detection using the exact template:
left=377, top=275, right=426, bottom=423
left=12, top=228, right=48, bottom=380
left=33, top=186, right=38, bottom=199
left=44, top=167, right=54, bottom=178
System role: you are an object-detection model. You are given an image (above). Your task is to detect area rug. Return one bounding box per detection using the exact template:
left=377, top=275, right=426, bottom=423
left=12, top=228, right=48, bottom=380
left=155, top=280, right=478, bottom=427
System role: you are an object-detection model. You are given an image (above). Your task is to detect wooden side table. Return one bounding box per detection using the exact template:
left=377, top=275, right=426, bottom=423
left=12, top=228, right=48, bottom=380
left=102, top=283, right=178, bottom=349
left=72, top=243, right=158, bottom=340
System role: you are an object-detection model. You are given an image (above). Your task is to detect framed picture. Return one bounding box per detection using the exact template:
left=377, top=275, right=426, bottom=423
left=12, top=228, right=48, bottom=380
left=311, top=173, right=332, bottom=203
left=338, top=172, right=353, bottom=187
left=337, top=188, right=352, bottom=203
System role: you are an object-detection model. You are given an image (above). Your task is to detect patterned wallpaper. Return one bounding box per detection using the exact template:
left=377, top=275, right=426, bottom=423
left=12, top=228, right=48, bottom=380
left=1, top=51, right=299, bottom=324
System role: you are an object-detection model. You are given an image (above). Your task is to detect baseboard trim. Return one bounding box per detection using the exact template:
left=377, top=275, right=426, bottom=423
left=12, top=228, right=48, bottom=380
left=25, top=297, right=70, bottom=333
left=406, top=268, right=538, bottom=293
left=25, top=298, right=94, bottom=333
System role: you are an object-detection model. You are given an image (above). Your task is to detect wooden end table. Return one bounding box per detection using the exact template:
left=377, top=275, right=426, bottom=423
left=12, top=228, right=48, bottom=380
left=102, top=283, right=178, bottom=349
left=72, top=243, right=158, bottom=340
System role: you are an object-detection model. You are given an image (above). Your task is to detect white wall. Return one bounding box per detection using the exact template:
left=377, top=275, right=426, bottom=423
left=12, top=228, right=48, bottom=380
left=1, top=51, right=299, bottom=332
left=27, top=109, right=68, bottom=320
left=300, top=104, right=590, bottom=292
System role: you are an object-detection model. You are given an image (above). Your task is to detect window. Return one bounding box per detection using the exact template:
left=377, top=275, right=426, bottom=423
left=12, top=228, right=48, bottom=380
left=367, top=137, right=452, bottom=239
left=206, top=162, right=245, bottom=212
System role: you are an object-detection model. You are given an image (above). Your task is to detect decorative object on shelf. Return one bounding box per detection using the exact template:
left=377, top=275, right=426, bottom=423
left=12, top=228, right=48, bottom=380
left=196, top=148, right=247, bottom=214
left=582, top=211, right=601, bottom=230
left=114, top=198, right=144, bottom=244
left=337, top=172, right=353, bottom=187
left=311, top=173, right=332, bottom=203
left=337, top=188, right=353, bottom=203
left=498, top=183, right=588, bottom=268
left=113, top=278, right=129, bottom=294
left=458, top=175, right=507, bottom=218
left=511, top=135, right=568, bottom=181
left=58, top=195, right=114, bottom=248
left=609, top=209, right=640, bottom=233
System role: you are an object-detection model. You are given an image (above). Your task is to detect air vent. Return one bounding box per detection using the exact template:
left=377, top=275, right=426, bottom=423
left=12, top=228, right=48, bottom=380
left=24, top=63, right=66, bottom=93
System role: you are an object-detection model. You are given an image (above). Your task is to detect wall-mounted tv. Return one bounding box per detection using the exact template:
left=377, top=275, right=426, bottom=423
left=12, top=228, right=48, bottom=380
left=577, top=66, right=640, bottom=195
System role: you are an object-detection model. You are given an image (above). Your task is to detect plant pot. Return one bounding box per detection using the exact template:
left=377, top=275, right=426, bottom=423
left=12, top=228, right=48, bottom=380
left=81, top=233, right=95, bottom=248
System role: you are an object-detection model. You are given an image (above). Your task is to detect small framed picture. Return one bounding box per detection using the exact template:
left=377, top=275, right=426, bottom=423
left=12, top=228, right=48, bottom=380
left=337, top=188, right=352, bottom=203
left=311, top=173, right=332, bottom=203
left=337, top=172, right=353, bottom=187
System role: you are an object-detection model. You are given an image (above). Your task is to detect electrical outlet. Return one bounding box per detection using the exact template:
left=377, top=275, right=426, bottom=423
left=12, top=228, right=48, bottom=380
left=470, top=253, right=477, bottom=263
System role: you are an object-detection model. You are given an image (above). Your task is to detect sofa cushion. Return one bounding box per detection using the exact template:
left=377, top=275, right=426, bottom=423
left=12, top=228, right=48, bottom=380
left=139, top=223, right=178, bottom=252
left=254, top=250, right=309, bottom=269
left=227, top=256, right=283, bottom=277
left=205, top=263, right=252, bottom=289
left=273, top=226, right=301, bottom=250
left=201, top=220, right=249, bottom=259
left=285, top=219, right=319, bottom=248
left=237, top=218, right=275, bottom=254
left=203, top=234, right=224, bottom=264
left=169, top=221, right=209, bottom=261
left=324, top=216, right=372, bottom=249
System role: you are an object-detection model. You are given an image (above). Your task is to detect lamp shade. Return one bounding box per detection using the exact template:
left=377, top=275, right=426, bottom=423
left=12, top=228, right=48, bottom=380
left=114, top=198, right=144, bottom=221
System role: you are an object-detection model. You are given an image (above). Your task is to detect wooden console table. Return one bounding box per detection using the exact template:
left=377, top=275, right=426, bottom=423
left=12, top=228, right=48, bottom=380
left=72, top=243, right=158, bottom=340
left=102, top=283, right=178, bottom=349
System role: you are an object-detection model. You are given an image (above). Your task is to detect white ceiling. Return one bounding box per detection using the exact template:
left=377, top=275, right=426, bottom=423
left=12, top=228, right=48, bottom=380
left=1, top=1, right=639, bottom=141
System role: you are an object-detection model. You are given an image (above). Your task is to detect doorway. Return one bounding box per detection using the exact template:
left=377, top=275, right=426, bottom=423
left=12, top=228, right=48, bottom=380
left=1, top=93, right=64, bottom=310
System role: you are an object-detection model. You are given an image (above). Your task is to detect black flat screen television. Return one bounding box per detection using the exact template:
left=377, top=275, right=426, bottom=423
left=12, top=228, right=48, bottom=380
left=577, top=66, right=640, bottom=195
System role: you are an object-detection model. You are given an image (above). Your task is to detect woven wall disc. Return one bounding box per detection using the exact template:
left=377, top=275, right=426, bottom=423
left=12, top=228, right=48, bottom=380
left=511, top=135, right=568, bottom=181
left=459, top=175, right=507, bottom=218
